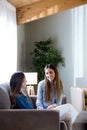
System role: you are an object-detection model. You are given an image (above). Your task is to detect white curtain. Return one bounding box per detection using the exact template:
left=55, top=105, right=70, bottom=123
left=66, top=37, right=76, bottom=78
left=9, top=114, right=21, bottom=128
left=71, top=4, right=87, bottom=85
left=0, top=0, right=17, bottom=83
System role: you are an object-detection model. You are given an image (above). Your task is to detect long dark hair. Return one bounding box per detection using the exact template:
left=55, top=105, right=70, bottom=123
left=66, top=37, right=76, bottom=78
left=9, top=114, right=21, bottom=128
left=44, top=64, right=63, bottom=102
left=10, top=72, right=25, bottom=108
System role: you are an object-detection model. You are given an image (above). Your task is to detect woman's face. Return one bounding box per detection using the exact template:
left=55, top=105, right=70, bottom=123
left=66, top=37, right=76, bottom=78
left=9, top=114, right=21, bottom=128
left=22, top=77, right=27, bottom=88
left=45, top=68, right=55, bottom=82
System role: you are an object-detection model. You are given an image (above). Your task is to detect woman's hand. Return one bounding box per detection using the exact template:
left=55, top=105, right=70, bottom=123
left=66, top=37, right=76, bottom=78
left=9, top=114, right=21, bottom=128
left=47, top=104, right=57, bottom=109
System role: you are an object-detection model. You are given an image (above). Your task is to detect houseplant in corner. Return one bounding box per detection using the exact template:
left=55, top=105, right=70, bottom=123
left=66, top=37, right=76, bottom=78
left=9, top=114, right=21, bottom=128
left=31, top=38, right=65, bottom=82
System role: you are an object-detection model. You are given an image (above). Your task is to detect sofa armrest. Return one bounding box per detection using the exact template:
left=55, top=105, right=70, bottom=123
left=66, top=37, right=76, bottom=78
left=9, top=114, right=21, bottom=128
left=0, top=109, right=60, bottom=130
left=61, top=94, right=67, bottom=104
left=72, top=111, right=87, bottom=130
left=30, top=95, right=37, bottom=109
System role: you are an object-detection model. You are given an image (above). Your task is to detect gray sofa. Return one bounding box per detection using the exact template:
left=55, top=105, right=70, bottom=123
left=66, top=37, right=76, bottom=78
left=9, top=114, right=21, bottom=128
left=72, top=111, right=87, bottom=130
left=0, top=83, right=71, bottom=130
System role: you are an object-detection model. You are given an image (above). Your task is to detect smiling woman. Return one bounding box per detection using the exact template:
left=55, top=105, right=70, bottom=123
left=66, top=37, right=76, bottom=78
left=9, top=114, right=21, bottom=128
left=0, top=0, right=17, bottom=83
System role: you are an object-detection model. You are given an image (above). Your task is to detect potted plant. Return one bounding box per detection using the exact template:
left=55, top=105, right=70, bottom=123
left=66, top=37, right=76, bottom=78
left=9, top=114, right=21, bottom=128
left=31, top=38, right=65, bottom=82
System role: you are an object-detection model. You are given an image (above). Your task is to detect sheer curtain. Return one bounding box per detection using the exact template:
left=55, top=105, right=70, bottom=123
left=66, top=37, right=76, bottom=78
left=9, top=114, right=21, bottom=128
left=0, top=0, right=17, bottom=83
left=72, top=4, right=87, bottom=85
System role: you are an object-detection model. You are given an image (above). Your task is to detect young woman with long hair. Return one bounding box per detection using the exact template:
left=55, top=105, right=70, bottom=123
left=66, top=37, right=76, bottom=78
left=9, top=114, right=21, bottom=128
left=10, top=72, right=33, bottom=109
left=36, top=64, right=78, bottom=123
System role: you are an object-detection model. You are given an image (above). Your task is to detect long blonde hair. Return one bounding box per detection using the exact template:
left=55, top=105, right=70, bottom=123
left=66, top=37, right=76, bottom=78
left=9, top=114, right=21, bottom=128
left=44, top=64, right=63, bottom=102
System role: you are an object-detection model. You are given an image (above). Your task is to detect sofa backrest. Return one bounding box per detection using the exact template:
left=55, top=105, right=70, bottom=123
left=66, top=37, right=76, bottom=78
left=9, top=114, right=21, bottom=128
left=0, top=110, right=60, bottom=130
left=0, top=83, right=11, bottom=109
left=0, top=83, right=67, bottom=109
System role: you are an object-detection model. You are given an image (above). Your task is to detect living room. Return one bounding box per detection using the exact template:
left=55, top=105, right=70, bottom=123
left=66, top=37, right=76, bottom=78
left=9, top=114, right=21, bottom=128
left=0, top=0, right=87, bottom=130
left=0, top=0, right=87, bottom=103
left=18, top=3, right=87, bottom=103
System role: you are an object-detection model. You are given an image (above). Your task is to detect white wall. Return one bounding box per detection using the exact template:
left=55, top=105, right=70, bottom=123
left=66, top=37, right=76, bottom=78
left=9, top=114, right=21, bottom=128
left=0, top=0, right=17, bottom=83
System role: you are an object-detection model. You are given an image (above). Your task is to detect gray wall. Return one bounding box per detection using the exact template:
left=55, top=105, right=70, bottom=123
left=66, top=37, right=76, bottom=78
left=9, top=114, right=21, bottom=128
left=17, top=25, right=26, bottom=71
left=17, top=9, right=73, bottom=102
left=17, top=5, right=87, bottom=102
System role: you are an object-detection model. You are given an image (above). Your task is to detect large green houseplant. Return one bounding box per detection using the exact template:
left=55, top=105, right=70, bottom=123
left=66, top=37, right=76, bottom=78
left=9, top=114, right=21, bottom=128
left=31, top=38, right=65, bottom=82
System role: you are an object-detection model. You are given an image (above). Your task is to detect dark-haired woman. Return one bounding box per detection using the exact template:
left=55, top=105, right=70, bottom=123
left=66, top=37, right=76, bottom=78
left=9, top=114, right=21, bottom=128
left=10, top=72, right=33, bottom=109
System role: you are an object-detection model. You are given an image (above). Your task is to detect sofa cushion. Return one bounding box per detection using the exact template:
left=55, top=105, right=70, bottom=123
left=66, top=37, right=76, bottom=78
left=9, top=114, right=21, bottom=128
left=0, top=83, right=11, bottom=109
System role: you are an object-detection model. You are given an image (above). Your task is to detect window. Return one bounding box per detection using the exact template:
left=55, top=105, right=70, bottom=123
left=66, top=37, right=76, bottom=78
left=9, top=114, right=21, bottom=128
left=72, top=4, right=87, bottom=85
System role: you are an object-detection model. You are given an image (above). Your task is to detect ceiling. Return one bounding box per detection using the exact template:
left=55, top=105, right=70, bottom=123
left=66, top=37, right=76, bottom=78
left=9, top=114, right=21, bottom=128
left=7, top=0, right=87, bottom=25
left=7, top=0, right=43, bottom=8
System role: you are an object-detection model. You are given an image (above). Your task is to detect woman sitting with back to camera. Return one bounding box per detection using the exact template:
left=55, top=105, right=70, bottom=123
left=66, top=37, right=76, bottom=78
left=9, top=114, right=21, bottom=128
left=36, top=63, right=78, bottom=123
